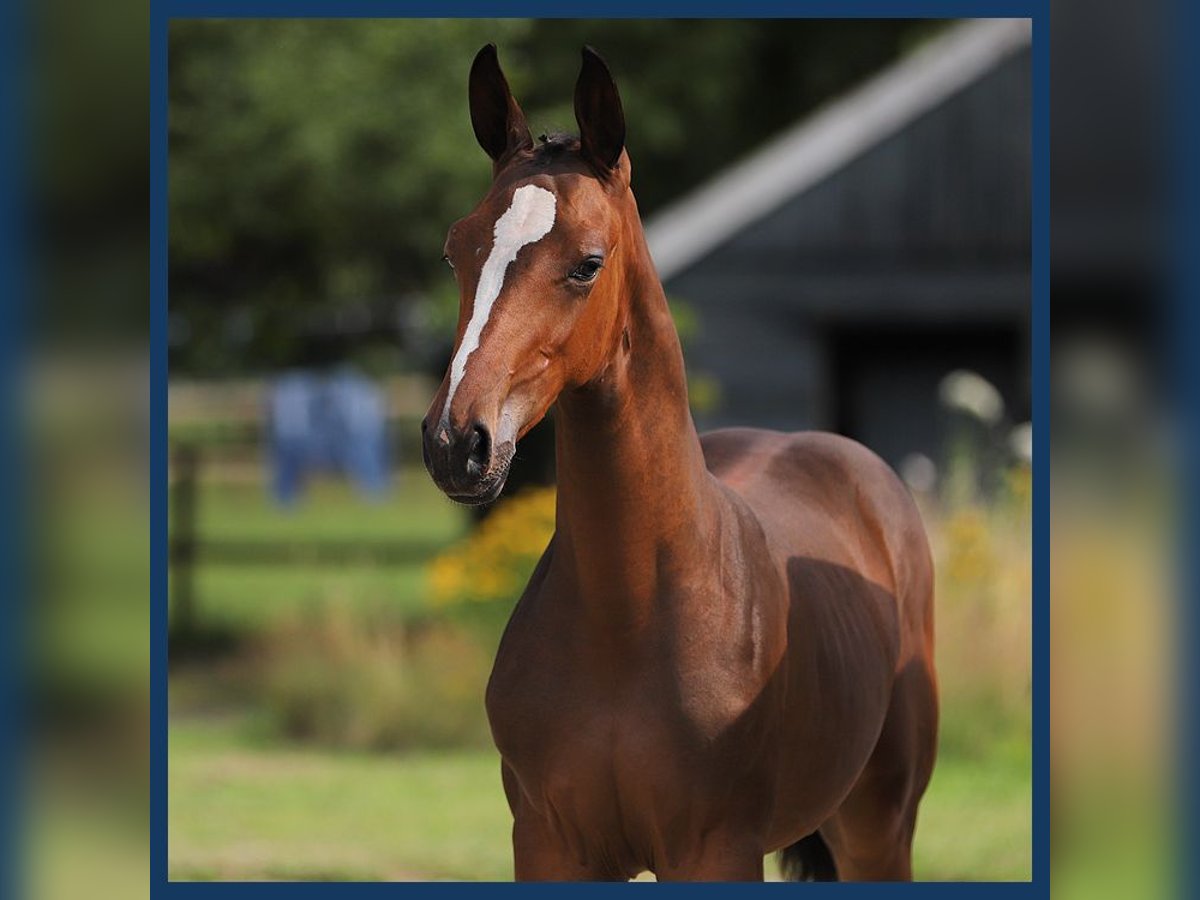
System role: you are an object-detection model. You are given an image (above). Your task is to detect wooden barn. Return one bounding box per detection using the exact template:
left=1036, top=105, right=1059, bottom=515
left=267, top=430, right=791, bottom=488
left=645, top=18, right=1032, bottom=472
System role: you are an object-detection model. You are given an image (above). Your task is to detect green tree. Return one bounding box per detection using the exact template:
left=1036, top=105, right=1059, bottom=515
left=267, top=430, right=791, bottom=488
left=169, top=19, right=943, bottom=376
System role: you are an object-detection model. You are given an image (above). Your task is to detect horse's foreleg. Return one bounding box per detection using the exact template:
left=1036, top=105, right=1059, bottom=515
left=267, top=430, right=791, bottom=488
left=511, top=813, right=626, bottom=881
left=502, top=762, right=620, bottom=881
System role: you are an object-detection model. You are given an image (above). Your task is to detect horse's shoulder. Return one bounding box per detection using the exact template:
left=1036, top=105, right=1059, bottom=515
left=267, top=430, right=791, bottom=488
left=702, top=428, right=929, bottom=616
left=701, top=428, right=899, bottom=496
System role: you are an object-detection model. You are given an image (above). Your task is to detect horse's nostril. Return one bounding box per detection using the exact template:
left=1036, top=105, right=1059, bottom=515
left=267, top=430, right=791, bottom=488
left=467, top=423, right=491, bottom=471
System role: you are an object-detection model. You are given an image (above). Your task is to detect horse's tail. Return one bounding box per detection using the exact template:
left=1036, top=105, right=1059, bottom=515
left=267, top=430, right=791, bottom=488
left=777, top=832, right=838, bottom=882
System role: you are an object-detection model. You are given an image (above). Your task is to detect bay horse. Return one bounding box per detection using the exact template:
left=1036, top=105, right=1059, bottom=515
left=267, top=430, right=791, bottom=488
left=421, top=45, right=938, bottom=882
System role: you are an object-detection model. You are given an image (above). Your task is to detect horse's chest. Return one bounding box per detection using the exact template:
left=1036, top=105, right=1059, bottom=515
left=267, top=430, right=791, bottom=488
left=487, top=628, right=776, bottom=843
left=490, top=659, right=694, bottom=781
left=492, top=679, right=720, bottom=843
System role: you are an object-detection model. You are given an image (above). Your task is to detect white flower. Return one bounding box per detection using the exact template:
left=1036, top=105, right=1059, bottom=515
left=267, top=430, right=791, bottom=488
left=899, top=453, right=938, bottom=494
left=1008, top=422, right=1033, bottom=463
left=938, top=369, right=1004, bottom=425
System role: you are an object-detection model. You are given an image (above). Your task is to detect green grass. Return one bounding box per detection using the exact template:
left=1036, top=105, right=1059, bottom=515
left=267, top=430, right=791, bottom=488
left=913, top=737, right=1031, bottom=880
left=172, top=472, right=468, bottom=633
left=188, top=562, right=434, bottom=631
left=169, top=715, right=1030, bottom=882
left=169, top=716, right=512, bottom=881
left=187, top=473, right=465, bottom=544
left=30, top=779, right=150, bottom=900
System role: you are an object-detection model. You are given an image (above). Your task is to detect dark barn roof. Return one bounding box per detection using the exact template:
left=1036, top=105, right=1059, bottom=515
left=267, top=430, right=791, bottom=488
left=644, top=19, right=1032, bottom=467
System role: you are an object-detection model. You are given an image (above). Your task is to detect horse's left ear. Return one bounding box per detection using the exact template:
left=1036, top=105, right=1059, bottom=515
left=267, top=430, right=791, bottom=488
left=574, top=46, right=625, bottom=174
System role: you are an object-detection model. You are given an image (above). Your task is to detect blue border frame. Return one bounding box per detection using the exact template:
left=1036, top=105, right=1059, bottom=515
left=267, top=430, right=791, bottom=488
left=150, top=3, right=1049, bottom=894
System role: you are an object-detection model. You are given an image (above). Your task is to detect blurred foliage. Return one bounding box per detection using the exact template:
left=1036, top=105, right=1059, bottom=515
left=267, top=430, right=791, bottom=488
left=1050, top=468, right=1174, bottom=900
left=256, top=608, right=493, bottom=752
left=930, top=464, right=1032, bottom=760
left=26, top=357, right=150, bottom=900
left=34, top=0, right=148, bottom=348
left=168, top=18, right=943, bottom=376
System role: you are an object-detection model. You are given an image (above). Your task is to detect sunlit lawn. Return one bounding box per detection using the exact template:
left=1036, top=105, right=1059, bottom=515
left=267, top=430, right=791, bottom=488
left=169, top=715, right=1030, bottom=882
left=188, top=471, right=464, bottom=544
left=172, top=471, right=468, bottom=632
left=169, top=716, right=511, bottom=882
left=188, top=563, right=434, bottom=631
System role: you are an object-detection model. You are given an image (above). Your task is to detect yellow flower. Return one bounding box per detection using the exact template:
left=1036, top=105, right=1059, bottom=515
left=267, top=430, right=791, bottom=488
left=425, top=486, right=557, bottom=608
left=944, top=507, right=996, bottom=586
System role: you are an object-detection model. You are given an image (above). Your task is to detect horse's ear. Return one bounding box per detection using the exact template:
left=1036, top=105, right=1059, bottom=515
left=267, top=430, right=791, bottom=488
left=469, top=44, right=533, bottom=165
left=574, top=46, right=625, bottom=174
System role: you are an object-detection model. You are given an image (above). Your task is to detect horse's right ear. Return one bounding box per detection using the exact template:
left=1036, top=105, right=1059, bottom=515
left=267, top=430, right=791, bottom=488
left=574, top=46, right=625, bottom=174
left=468, top=44, right=533, bottom=167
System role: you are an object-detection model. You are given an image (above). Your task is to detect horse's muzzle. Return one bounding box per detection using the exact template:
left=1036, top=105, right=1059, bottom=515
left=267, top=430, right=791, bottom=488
left=421, top=416, right=511, bottom=505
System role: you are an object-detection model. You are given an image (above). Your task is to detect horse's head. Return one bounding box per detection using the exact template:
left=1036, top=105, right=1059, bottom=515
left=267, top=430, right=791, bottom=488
left=422, top=45, right=632, bottom=504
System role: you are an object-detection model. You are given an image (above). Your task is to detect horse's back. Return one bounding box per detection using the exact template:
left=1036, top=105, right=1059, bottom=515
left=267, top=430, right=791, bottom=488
left=700, top=427, right=933, bottom=664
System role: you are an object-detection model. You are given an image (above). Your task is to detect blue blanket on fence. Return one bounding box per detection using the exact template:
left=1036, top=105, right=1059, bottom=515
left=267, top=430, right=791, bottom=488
left=267, top=369, right=391, bottom=505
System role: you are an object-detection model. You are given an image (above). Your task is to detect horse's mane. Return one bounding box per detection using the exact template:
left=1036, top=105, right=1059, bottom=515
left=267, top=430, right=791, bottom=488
left=533, top=131, right=581, bottom=162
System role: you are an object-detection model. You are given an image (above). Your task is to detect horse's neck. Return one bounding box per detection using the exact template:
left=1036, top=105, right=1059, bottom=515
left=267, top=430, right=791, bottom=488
left=552, top=212, right=718, bottom=614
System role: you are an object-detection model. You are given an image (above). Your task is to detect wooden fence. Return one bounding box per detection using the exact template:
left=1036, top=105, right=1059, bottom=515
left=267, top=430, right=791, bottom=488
left=168, top=375, right=431, bottom=641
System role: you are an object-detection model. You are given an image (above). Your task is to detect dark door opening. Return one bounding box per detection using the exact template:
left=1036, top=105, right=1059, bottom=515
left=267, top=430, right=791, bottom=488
left=829, top=322, right=1027, bottom=472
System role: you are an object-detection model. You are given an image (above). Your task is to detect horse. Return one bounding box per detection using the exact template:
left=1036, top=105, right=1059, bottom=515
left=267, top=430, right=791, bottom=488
left=421, top=44, right=938, bottom=882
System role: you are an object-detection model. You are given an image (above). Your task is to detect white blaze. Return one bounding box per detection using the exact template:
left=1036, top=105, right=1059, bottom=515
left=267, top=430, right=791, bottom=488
left=441, top=184, right=557, bottom=424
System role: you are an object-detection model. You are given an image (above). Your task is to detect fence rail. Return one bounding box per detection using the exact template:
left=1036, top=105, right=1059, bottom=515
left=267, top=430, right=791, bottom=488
left=168, top=376, right=438, bottom=640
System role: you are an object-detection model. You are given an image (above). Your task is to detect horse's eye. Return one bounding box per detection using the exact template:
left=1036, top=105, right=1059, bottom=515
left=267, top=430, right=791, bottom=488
left=569, top=257, right=603, bottom=283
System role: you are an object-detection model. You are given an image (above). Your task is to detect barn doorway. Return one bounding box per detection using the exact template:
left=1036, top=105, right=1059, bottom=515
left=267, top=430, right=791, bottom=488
left=828, top=323, right=1027, bottom=473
